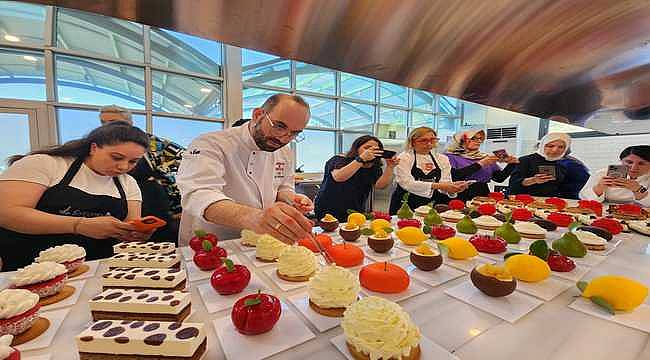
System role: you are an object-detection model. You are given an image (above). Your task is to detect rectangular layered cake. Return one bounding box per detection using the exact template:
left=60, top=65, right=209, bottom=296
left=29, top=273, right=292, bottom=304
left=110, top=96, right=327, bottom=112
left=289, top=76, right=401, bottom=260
left=113, top=242, right=176, bottom=255
left=102, top=267, right=186, bottom=291
left=89, top=289, right=191, bottom=322
left=77, top=320, right=206, bottom=360
left=106, top=253, right=181, bottom=269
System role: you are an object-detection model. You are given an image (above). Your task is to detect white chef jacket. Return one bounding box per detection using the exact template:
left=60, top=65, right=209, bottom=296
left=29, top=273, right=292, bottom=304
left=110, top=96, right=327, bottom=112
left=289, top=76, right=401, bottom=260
left=579, top=168, right=650, bottom=207
left=176, top=124, right=295, bottom=245
left=394, top=151, right=456, bottom=198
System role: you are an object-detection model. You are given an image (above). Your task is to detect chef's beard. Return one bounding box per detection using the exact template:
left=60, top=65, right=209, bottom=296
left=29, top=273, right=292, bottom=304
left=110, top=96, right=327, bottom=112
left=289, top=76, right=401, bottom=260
left=251, top=120, right=287, bottom=152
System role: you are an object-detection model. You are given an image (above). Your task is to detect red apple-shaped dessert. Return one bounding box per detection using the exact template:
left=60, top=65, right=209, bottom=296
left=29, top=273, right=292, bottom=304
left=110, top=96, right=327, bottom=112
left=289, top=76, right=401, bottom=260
left=189, top=229, right=218, bottom=252
left=478, top=203, right=497, bottom=216
left=193, top=240, right=226, bottom=271
left=547, top=212, right=574, bottom=227
left=328, top=243, right=364, bottom=267
left=359, top=262, right=409, bottom=293
left=448, top=199, right=465, bottom=211
left=298, top=234, right=333, bottom=253
left=545, top=197, right=567, bottom=211
left=488, top=192, right=505, bottom=201
left=469, top=234, right=507, bottom=254
left=396, top=218, right=421, bottom=229
left=514, top=194, right=535, bottom=204
left=231, top=291, right=281, bottom=335
left=372, top=211, right=392, bottom=221
left=546, top=251, right=576, bottom=272
left=578, top=200, right=603, bottom=216
left=430, top=225, right=456, bottom=240
left=511, top=208, right=533, bottom=221
left=211, top=258, right=251, bottom=295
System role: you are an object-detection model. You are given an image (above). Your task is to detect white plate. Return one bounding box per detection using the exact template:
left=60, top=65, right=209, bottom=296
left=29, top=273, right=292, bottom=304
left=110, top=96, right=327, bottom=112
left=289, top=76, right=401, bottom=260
left=550, top=264, right=591, bottom=282
left=244, top=251, right=278, bottom=268
left=179, top=246, right=194, bottom=261
left=213, top=301, right=316, bottom=360
left=360, top=280, right=428, bottom=303
left=23, top=355, right=51, bottom=360
left=185, top=261, right=213, bottom=282
left=363, top=246, right=409, bottom=262
left=394, top=258, right=465, bottom=288
left=515, top=276, right=574, bottom=301
left=231, top=238, right=256, bottom=253
left=573, top=252, right=607, bottom=267
left=444, top=281, right=543, bottom=323
left=262, top=267, right=313, bottom=292
left=569, top=297, right=650, bottom=333
left=197, top=272, right=269, bottom=314
left=331, top=333, right=459, bottom=360
left=15, top=308, right=70, bottom=351
left=41, top=278, right=87, bottom=311
left=287, top=292, right=344, bottom=333
left=476, top=251, right=509, bottom=263
left=443, top=255, right=495, bottom=273
left=68, top=260, right=100, bottom=281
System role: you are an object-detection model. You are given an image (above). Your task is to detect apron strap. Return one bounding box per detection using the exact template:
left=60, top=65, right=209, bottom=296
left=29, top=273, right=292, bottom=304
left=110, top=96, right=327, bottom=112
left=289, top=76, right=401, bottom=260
left=59, top=157, right=85, bottom=186
left=429, top=152, right=442, bottom=182
left=112, top=176, right=128, bottom=214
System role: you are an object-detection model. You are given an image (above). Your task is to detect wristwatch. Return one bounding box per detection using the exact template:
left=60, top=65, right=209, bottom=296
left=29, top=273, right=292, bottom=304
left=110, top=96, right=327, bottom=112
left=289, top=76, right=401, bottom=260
left=636, top=186, right=647, bottom=194
left=354, top=155, right=364, bottom=163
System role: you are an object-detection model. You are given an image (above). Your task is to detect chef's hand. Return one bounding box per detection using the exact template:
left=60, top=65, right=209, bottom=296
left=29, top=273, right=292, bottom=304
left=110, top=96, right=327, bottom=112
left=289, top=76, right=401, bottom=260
left=293, top=193, right=314, bottom=214
left=478, top=155, right=499, bottom=167
left=523, top=174, right=554, bottom=186
left=503, top=155, right=519, bottom=164
left=386, top=156, right=400, bottom=168
left=359, top=147, right=383, bottom=162
left=613, top=178, right=641, bottom=191
left=76, top=216, right=135, bottom=239
left=252, top=202, right=313, bottom=244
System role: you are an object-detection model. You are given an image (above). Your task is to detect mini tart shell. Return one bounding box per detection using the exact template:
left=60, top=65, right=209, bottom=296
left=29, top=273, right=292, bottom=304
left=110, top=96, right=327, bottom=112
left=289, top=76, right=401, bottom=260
left=319, top=219, right=339, bottom=232
left=470, top=267, right=516, bottom=297
left=409, top=251, right=442, bottom=271
left=367, top=236, right=394, bottom=253
left=339, top=226, right=361, bottom=241
left=276, top=269, right=315, bottom=282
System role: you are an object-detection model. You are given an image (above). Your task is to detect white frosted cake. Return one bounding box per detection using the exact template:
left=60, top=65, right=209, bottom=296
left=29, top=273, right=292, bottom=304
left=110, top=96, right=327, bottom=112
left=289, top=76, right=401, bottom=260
left=113, top=242, right=176, bottom=255
left=76, top=320, right=206, bottom=359
left=105, top=253, right=180, bottom=269
left=89, top=289, right=191, bottom=322
left=101, top=268, right=186, bottom=291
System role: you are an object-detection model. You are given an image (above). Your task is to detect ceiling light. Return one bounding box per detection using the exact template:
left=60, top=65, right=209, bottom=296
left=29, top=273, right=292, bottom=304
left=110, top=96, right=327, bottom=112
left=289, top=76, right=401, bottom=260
left=200, top=87, right=212, bottom=93
left=183, top=104, right=193, bottom=108
left=4, top=34, right=20, bottom=42
left=23, top=55, right=38, bottom=62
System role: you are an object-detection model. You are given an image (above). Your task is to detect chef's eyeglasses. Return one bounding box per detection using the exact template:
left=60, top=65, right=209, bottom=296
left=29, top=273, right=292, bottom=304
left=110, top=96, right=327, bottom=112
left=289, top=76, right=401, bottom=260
left=414, top=137, right=439, bottom=144
left=264, top=112, right=305, bottom=142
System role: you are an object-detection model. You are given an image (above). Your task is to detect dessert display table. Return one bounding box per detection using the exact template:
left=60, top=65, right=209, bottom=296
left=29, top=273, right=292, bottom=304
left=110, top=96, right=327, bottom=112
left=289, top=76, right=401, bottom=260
left=2, top=229, right=649, bottom=360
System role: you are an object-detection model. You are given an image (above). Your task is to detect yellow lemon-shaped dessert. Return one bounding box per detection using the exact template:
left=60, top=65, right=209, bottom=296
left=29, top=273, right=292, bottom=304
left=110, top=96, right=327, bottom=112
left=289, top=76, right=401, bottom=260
left=347, top=212, right=367, bottom=227
left=370, top=219, right=391, bottom=233
left=396, top=227, right=427, bottom=246
left=439, top=237, right=478, bottom=260
left=582, top=275, right=648, bottom=311
left=504, top=254, right=550, bottom=283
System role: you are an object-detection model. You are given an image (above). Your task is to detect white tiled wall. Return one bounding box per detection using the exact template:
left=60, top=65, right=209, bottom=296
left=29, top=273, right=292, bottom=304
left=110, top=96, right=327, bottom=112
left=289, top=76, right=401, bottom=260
left=570, top=134, right=650, bottom=172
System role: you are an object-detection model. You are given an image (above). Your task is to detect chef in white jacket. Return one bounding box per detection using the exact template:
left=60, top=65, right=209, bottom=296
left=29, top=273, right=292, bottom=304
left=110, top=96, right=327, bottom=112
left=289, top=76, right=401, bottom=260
left=176, top=94, right=314, bottom=245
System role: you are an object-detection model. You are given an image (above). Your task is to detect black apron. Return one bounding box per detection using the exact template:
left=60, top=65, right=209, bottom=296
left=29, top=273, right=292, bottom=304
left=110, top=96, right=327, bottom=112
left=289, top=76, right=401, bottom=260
left=389, top=151, right=449, bottom=214
left=0, top=157, right=128, bottom=271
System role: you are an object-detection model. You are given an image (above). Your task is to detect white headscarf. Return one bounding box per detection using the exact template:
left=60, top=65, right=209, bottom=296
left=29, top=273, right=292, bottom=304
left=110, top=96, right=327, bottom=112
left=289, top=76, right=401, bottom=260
left=446, top=129, right=489, bottom=160
left=537, top=132, right=571, bottom=161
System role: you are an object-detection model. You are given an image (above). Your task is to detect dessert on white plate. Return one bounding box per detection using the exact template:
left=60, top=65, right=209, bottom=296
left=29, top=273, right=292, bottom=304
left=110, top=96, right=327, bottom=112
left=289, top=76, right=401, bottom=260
left=101, top=267, right=186, bottom=291
left=276, top=245, right=318, bottom=282
left=105, top=253, right=181, bottom=269
left=440, top=209, right=465, bottom=222
left=113, top=241, right=176, bottom=255
left=36, top=244, right=86, bottom=273
left=473, top=215, right=503, bottom=230
left=10, top=261, right=68, bottom=298
left=513, top=221, right=548, bottom=239
left=255, top=234, right=289, bottom=262
left=89, top=289, right=191, bottom=322
left=572, top=230, right=607, bottom=251
left=308, top=264, right=360, bottom=317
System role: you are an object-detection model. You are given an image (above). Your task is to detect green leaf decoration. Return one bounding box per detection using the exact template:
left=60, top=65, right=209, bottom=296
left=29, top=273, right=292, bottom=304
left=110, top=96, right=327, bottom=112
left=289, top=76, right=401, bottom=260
left=576, top=281, right=588, bottom=293
left=360, top=228, right=375, bottom=236
left=529, top=240, right=549, bottom=260
left=365, top=212, right=375, bottom=220
left=383, top=227, right=394, bottom=234
left=346, top=209, right=358, bottom=215
left=224, top=258, right=234, bottom=272
left=244, top=298, right=262, bottom=307
left=202, top=240, right=213, bottom=252
left=503, top=252, right=522, bottom=260
left=422, top=224, right=432, bottom=234
left=194, top=229, right=207, bottom=237
left=402, top=193, right=410, bottom=202
left=590, top=296, right=615, bottom=315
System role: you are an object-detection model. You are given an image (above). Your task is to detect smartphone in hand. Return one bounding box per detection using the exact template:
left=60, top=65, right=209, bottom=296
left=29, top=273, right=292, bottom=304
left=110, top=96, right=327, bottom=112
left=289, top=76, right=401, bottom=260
left=537, top=165, right=556, bottom=178
left=381, top=150, right=397, bottom=159
left=128, top=216, right=167, bottom=232
left=492, top=149, right=508, bottom=160
left=607, top=164, right=629, bottom=179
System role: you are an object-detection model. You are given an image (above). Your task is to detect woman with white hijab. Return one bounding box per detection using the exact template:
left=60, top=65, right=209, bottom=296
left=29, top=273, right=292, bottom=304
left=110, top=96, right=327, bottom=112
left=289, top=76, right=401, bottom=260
left=508, top=132, right=589, bottom=199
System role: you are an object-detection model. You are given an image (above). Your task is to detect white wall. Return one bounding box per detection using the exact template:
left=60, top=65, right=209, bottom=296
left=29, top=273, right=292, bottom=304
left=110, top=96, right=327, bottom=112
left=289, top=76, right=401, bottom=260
left=570, top=134, right=650, bottom=172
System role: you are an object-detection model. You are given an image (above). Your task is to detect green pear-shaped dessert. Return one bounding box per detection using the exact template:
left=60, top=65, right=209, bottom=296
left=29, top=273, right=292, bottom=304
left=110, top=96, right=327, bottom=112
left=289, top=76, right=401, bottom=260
left=552, top=232, right=587, bottom=258
left=424, top=208, right=443, bottom=226
left=494, top=214, right=521, bottom=244
left=456, top=215, right=478, bottom=234
left=397, top=193, right=414, bottom=219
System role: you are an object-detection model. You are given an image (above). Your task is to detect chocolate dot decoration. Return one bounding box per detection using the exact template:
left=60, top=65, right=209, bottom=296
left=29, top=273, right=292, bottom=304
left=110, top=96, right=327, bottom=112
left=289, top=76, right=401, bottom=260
left=91, top=295, right=104, bottom=301
left=124, top=274, right=136, bottom=280
left=176, top=327, right=199, bottom=340
left=146, top=296, right=159, bottom=303
left=114, top=336, right=130, bottom=344
left=144, top=333, right=166, bottom=346
left=119, top=244, right=127, bottom=249
left=103, top=326, right=125, bottom=337
left=102, top=274, right=110, bottom=279
left=151, top=276, right=161, bottom=281
left=105, top=292, right=123, bottom=300
left=168, top=322, right=181, bottom=330
left=170, top=300, right=180, bottom=306
left=91, top=321, right=113, bottom=331
left=163, top=289, right=174, bottom=294
left=131, top=269, right=143, bottom=273
left=168, top=268, right=180, bottom=273
left=144, top=270, right=159, bottom=276
left=164, top=276, right=175, bottom=281
left=130, top=321, right=144, bottom=329
left=113, top=273, right=125, bottom=279
left=80, top=336, right=94, bottom=342
left=118, top=296, right=132, bottom=303
left=137, top=294, right=148, bottom=300
left=134, top=288, right=145, bottom=292
left=152, top=246, right=160, bottom=250
left=162, top=295, right=174, bottom=301
left=121, top=320, right=131, bottom=325
left=143, top=323, right=160, bottom=332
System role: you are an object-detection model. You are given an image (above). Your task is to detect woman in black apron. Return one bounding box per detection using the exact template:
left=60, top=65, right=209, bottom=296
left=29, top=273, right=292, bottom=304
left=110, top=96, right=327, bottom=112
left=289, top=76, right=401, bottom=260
left=389, top=127, right=468, bottom=214
left=0, top=122, right=150, bottom=271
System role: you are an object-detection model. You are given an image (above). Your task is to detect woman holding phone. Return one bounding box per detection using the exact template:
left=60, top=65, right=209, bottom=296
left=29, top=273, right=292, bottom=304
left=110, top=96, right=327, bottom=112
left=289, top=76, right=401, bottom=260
left=509, top=132, right=589, bottom=199
left=580, top=145, right=650, bottom=205
left=0, top=121, right=153, bottom=270
left=314, top=135, right=399, bottom=222
left=445, top=129, right=519, bottom=201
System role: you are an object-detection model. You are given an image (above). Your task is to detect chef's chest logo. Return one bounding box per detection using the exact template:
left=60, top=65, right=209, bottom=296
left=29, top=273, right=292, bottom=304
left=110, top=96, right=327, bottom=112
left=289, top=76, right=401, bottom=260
left=423, top=162, right=434, bottom=172
left=274, top=161, right=286, bottom=178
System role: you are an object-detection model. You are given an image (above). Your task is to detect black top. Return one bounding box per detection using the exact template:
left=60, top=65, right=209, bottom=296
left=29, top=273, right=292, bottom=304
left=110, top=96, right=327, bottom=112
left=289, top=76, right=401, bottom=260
left=451, top=162, right=516, bottom=201
left=508, top=153, right=579, bottom=197
left=314, top=155, right=382, bottom=222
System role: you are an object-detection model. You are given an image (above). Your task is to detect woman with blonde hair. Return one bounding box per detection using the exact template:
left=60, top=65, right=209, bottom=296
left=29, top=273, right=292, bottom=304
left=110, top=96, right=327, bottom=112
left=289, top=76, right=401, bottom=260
left=389, top=127, right=469, bottom=214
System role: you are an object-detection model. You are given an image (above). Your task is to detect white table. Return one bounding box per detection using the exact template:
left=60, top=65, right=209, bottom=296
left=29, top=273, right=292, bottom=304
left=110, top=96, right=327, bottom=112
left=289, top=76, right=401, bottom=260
left=5, top=232, right=650, bottom=360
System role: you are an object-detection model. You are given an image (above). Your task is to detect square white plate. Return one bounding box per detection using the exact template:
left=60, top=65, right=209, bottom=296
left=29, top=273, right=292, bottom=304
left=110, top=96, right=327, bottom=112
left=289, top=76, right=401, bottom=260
left=360, top=280, right=428, bottom=303
left=477, top=251, right=509, bottom=263
left=550, top=264, right=591, bottom=282
left=23, top=355, right=51, bottom=360
left=262, top=267, right=313, bottom=292
left=443, top=255, right=495, bottom=273
left=185, top=261, right=213, bottom=282
left=41, top=278, right=87, bottom=311
left=572, top=252, right=607, bottom=267
left=505, top=240, right=533, bottom=252
left=394, top=258, right=465, bottom=288
left=69, top=260, right=100, bottom=281
left=197, top=272, right=269, bottom=314
left=444, top=281, right=543, bottom=323
left=213, top=302, right=316, bottom=360
left=331, top=333, right=459, bottom=360
left=244, top=251, right=278, bottom=268
left=363, top=246, right=409, bottom=262
left=287, top=292, right=343, bottom=333
left=15, top=308, right=70, bottom=351
left=232, top=238, right=256, bottom=253
left=180, top=246, right=194, bottom=261
left=515, top=276, right=574, bottom=301
left=569, top=297, right=650, bottom=333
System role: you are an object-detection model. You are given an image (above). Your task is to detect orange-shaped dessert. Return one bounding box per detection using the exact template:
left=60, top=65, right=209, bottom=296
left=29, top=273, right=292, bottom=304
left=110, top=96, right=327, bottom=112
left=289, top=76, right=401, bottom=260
left=298, top=234, right=333, bottom=253
left=328, top=243, right=364, bottom=267
left=359, top=262, right=409, bottom=293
